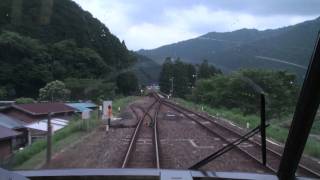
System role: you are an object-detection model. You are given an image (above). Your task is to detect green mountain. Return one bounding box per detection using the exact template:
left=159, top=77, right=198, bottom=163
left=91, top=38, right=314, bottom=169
left=0, top=0, right=134, bottom=69
left=138, top=17, right=320, bottom=81
left=132, top=53, right=161, bottom=85
left=0, top=0, right=137, bottom=98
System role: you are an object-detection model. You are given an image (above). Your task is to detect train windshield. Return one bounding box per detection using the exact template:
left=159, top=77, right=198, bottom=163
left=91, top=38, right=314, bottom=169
left=0, top=0, right=320, bottom=179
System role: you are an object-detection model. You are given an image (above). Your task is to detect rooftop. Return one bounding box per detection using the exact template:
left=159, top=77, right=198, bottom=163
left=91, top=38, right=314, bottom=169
left=0, top=125, right=21, bottom=140
left=0, top=113, right=26, bottom=129
left=12, top=103, right=76, bottom=116
left=66, top=103, right=97, bottom=112
left=26, top=118, right=69, bottom=132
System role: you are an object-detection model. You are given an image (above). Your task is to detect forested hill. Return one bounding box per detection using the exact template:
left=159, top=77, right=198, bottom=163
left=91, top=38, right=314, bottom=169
left=0, top=0, right=137, bottom=99
left=138, top=17, right=320, bottom=80
left=132, top=54, right=161, bottom=85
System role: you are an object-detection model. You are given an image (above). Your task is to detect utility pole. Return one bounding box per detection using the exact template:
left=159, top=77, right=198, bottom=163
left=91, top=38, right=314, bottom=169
left=192, top=74, right=197, bottom=88
left=46, top=112, right=53, bottom=165
left=170, top=77, right=174, bottom=97
left=260, top=94, right=267, bottom=166
left=192, top=74, right=197, bottom=82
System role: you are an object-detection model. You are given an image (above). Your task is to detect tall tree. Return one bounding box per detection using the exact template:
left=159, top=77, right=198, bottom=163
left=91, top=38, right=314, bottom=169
left=0, top=31, right=52, bottom=98
left=116, top=72, right=139, bottom=96
left=172, top=58, right=189, bottom=98
left=64, top=78, right=115, bottom=101
left=186, top=63, right=197, bottom=88
left=192, top=69, right=299, bottom=117
left=198, top=59, right=221, bottom=79
left=39, top=80, right=70, bottom=102
left=159, top=57, right=174, bottom=94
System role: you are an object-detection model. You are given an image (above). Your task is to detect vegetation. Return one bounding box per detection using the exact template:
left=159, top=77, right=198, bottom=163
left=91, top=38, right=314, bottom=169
left=112, top=96, right=139, bottom=116
left=174, top=98, right=320, bottom=158
left=39, top=80, right=70, bottom=102
left=198, top=59, right=221, bottom=79
left=15, top=97, right=35, bottom=104
left=191, top=69, right=299, bottom=117
left=132, top=53, right=161, bottom=85
left=116, top=72, right=139, bottom=96
left=159, top=58, right=220, bottom=98
left=64, top=78, right=116, bottom=102
left=0, top=0, right=138, bottom=100
left=14, top=131, right=85, bottom=170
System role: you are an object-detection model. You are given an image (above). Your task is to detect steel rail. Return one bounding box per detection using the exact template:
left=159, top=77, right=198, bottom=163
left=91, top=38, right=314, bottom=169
left=154, top=92, right=320, bottom=178
left=190, top=126, right=261, bottom=169
left=161, top=98, right=320, bottom=178
left=153, top=102, right=162, bottom=169
left=160, top=99, right=277, bottom=173
left=121, top=100, right=158, bottom=168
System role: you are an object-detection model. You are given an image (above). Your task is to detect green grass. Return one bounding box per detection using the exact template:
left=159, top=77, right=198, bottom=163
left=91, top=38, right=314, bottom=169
left=174, top=98, right=320, bottom=158
left=14, top=131, right=86, bottom=170
left=112, top=96, right=139, bottom=116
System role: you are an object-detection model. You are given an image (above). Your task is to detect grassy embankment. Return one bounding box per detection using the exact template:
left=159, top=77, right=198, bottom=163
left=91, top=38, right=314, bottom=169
left=173, top=98, right=320, bottom=159
left=4, top=96, right=138, bottom=170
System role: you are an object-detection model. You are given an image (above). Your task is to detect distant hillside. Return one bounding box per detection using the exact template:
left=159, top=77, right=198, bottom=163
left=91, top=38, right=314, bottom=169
left=0, top=0, right=137, bottom=98
left=132, top=53, right=161, bottom=85
left=138, top=17, right=320, bottom=80
left=0, top=0, right=134, bottom=69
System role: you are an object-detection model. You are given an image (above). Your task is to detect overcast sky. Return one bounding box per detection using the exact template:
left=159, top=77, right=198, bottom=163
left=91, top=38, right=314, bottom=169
left=73, top=0, right=320, bottom=50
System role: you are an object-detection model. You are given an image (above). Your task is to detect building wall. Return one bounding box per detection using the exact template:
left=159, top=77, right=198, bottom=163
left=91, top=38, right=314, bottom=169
left=13, top=129, right=28, bottom=149
left=0, top=139, right=12, bottom=160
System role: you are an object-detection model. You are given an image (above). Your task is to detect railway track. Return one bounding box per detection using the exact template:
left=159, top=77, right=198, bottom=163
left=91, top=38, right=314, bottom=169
left=121, top=98, right=162, bottom=168
left=152, top=92, right=320, bottom=178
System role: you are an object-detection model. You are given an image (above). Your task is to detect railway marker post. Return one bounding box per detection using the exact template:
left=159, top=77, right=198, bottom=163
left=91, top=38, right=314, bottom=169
left=103, top=101, right=112, bottom=132
left=98, top=105, right=102, bottom=120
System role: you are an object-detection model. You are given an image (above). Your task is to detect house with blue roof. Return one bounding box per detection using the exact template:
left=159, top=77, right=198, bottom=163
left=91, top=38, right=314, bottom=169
left=65, top=102, right=97, bottom=113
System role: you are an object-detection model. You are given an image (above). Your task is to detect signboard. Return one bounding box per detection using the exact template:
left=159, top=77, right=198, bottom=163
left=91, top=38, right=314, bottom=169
left=102, top=101, right=112, bottom=120
left=82, top=110, right=91, bottom=120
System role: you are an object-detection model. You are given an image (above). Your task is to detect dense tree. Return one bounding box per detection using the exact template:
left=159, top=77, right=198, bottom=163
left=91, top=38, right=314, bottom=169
left=15, top=97, right=35, bottom=104
left=159, top=57, right=222, bottom=98
left=159, top=57, right=174, bottom=94
left=0, top=31, right=117, bottom=99
left=159, top=57, right=200, bottom=98
left=64, top=78, right=115, bottom=101
left=0, top=0, right=135, bottom=70
left=0, top=31, right=52, bottom=98
left=186, top=64, right=197, bottom=88
left=49, top=39, right=109, bottom=79
left=132, top=53, right=161, bottom=85
left=0, top=0, right=138, bottom=100
left=192, top=69, right=299, bottom=117
left=0, top=87, right=7, bottom=99
left=172, top=58, right=189, bottom=98
left=39, top=80, right=70, bottom=102
left=198, top=59, right=221, bottom=79
left=116, top=72, right=139, bottom=96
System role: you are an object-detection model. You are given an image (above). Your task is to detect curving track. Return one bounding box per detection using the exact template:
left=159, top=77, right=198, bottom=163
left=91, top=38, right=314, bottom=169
left=121, top=97, right=162, bottom=168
